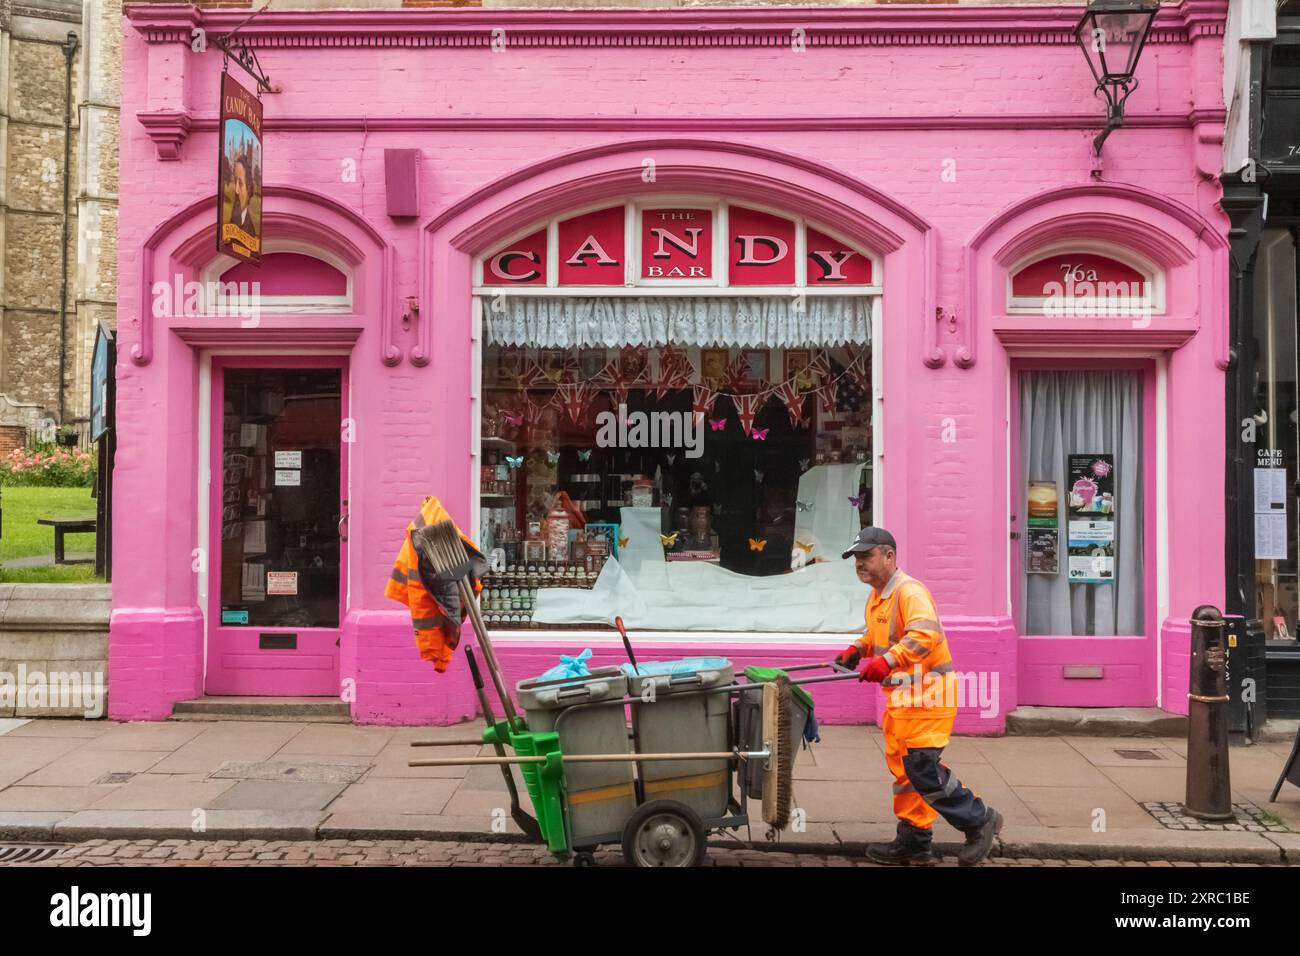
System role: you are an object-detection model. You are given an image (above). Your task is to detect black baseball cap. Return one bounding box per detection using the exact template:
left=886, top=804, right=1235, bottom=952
left=841, top=527, right=897, bottom=559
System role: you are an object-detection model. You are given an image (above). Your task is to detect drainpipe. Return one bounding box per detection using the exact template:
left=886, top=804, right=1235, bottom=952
left=58, top=31, right=78, bottom=427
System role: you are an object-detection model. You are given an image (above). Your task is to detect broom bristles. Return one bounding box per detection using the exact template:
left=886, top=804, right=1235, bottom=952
left=761, top=675, right=795, bottom=830
left=415, top=519, right=472, bottom=579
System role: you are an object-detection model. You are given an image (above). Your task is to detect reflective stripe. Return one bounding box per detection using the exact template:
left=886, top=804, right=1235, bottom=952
left=412, top=512, right=427, bottom=530
left=411, top=616, right=444, bottom=629
left=909, top=619, right=945, bottom=635
left=893, top=782, right=916, bottom=795
left=885, top=661, right=954, bottom=686
left=883, top=651, right=900, bottom=669
left=389, top=568, right=408, bottom=584
left=880, top=570, right=903, bottom=599
left=921, top=770, right=961, bottom=803
left=930, top=661, right=954, bottom=675
left=901, top=637, right=927, bottom=656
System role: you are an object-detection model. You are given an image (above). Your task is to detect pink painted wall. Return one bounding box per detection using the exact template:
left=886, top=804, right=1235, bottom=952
left=112, top=3, right=1229, bottom=729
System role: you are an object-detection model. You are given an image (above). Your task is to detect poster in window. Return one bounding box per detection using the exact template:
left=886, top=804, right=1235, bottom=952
left=217, top=72, right=263, bottom=264
left=1026, top=480, right=1058, bottom=528
left=1066, top=454, right=1115, bottom=584
left=1026, top=528, right=1059, bottom=574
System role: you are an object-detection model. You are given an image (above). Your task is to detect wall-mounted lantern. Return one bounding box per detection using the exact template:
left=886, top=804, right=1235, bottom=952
left=1074, top=0, right=1159, bottom=155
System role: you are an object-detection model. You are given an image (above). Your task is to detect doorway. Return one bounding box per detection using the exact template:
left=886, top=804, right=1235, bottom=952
left=205, top=357, right=347, bottom=696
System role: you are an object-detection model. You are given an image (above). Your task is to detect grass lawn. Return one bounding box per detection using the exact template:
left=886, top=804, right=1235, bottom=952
left=0, top=486, right=103, bottom=582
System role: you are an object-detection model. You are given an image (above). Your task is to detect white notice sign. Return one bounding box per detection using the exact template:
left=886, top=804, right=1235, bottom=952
left=274, top=450, right=302, bottom=469
left=1255, top=513, right=1289, bottom=561
left=275, top=469, right=301, bottom=487
left=1253, top=468, right=1287, bottom=513
left=266, top=571, right=298, bottom=595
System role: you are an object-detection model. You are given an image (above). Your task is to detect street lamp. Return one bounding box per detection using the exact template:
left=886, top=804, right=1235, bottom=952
left=1074, top=0, right=1159, bottom=155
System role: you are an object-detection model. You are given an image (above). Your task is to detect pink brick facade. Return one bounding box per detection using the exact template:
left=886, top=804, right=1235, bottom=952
left=113, top=3, right=1230, bottom=730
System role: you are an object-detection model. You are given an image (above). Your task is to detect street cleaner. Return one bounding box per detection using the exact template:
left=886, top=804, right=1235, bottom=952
left=836, top=527, right=1003, bottom=866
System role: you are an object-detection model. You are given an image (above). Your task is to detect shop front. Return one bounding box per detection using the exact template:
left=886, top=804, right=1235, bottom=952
left=112, top=2, right=1229, bottom=729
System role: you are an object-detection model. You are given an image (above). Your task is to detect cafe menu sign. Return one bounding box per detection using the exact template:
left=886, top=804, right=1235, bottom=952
left=481, top=204, right=874, bottom=287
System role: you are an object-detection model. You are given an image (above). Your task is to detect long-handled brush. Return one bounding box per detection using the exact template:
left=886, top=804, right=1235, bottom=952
left=412, top=519, right=521, bottom=729
left=761, top=676, right=795, bottom=831
left=464, top=646, right=541, bottom=841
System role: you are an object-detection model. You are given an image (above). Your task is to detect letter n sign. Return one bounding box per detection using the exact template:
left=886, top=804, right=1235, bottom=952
left=641, top=208, right=712, bottom=281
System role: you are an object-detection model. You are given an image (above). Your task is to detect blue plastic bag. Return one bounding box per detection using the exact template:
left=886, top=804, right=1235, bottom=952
left=538, top=648, right=593, bottom=681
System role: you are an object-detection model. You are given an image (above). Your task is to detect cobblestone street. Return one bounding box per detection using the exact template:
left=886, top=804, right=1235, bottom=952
left=0, top=839, right=1283, bottom=867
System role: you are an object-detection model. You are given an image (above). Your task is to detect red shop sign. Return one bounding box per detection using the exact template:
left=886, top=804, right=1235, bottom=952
left=641, top=207, right=712, bottom=280
left=558, top=206, right=624, bottom=286
left=1011, top=253, right=1146, bottom=298
left=728, top=207, right=795, bottom=286
left=481, top=228, right=547, bottom=286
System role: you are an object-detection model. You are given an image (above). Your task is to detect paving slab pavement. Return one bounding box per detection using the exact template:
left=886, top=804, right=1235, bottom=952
left=0, top=717, right=1294, bottom=863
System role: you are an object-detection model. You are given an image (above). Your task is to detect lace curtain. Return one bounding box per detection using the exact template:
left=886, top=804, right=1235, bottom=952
left=482, top=295, right=876, bottom=348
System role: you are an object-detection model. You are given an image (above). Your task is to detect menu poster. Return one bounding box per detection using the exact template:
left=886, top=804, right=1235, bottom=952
left=1026, top=528, right=1059, bottom=574
left=1253, top=448, right=1288, bottom=560
left=1067, top=454, right=1116, bottom=584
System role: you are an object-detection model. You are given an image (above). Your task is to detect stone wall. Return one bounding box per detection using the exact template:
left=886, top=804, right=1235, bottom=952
left=0, top=583, right=109, bottom=718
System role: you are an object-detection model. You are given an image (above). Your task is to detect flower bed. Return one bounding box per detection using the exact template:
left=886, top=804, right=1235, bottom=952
left=0, top=445, right=96, bottom=487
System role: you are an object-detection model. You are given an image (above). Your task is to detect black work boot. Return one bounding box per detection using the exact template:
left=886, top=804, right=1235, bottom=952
left=958, top=808, right=1003, bottom=867
left=866, top=822, right=937, bottom=866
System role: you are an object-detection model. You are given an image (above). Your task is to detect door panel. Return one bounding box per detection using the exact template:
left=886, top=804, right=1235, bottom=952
left=206, top=360, right=346, bottom=696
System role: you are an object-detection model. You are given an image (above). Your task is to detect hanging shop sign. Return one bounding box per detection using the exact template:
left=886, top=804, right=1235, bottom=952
left=216, top=72, right=263, bottom=264
left=478, top=201, right=878, bottom=290
left=1066, top=454, right=1115, bottom=584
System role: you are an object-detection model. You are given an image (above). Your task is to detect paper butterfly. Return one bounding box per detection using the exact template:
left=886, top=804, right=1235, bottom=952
left=748, top=538, right=768, bottom=552
left=848, top=492, right=867, bottom=508
left=618, top=536, right=629, bottom=550
left=666, top=454, right=676, bottom=465
left=505, top=455, right=525, bottom=470
left=545, top=450, right=560, bottom=465
left=798, top=417, right=812, bottom=430
left=660, top=533, right=679, bottom=548
left=796, top=500, right=815, bottom=512
left=502, top=412, right=524, bottom=428
left=794, top=540, right=815, bottom=554
left=754, top=469, right=764, bottom=483
left=709, top=419, right=726, bottom=431
left=577, top=449, right=592, bottom=461
left=752, top=428, right=769, bottom=441
left=799, top=459, right=810, bottom=472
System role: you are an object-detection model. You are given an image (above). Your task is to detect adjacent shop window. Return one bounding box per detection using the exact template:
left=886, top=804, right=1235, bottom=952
left=1251, top=229, right=1300, bottom=641
left=1018, top=369, right=1144, bottom=636
left=218, top=367, right=342, bottom=629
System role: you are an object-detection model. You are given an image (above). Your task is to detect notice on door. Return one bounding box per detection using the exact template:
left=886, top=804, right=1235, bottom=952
left=1066, top=454, right=1115, bottom=584
left=266, top=571, right=298, bottom=596
left=275, top=469, right=301, bottom=487
left=274, top=450, right=302, bottom=469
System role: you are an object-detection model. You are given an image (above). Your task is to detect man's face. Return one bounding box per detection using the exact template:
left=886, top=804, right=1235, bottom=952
left=853, top=546, right=894, bottom=586
left=233, top=162, right=249, bottom=207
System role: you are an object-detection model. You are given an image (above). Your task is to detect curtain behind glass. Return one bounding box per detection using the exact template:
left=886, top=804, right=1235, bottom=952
left=483, top=295, right=874, bottom=348
left=1019, top=370, right=1144, bottom=636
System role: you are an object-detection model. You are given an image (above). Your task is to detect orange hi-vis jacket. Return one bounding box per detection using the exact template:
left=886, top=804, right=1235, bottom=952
left=384, top=495, right=485, bottom=673
left=849, top=569, right=957, bottom=719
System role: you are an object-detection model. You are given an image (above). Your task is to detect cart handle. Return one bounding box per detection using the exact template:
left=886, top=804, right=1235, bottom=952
left=409, top=749, right=769, bottom=768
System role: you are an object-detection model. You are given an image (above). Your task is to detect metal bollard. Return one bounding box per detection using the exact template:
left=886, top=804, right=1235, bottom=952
left=1184, top=605, right=1233, bottom=820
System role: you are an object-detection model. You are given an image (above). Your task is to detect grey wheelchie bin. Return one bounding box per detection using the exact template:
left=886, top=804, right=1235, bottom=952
left=516, top=666, right=635, bottom=847
left=622, top=657, right=735, bottom=821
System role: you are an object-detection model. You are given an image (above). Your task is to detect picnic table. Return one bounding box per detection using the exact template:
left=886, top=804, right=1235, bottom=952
left=36, top=516, right=96, bottom=564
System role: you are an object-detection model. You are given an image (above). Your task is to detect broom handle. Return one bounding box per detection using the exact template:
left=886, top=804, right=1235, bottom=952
left=411, top=750, right=767, bottom=768
left=456, top=577, right=521, bottom=728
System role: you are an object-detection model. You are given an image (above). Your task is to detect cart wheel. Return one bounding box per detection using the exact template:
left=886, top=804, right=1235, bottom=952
left=572, top=851, right=597, bottom=867
left=621, top=800, right=707, bottom=868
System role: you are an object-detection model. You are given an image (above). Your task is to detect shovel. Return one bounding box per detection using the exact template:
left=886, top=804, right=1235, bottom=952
left=465, top=645, right=542, bottom=841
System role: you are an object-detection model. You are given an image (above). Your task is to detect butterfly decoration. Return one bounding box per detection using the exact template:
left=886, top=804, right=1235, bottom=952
left=709, top=418, right=726, bottom=431
left=660, top=532, right=679, bottom=548
left=502, top=412, right=525, bottom=428
left=666, top=454, right=676, bottom=465
left=748, top=537, right=768, bottom=552
left=577, top=449, right=592, bottom=462
left=505, top=455, right=525, bottom=470
left=751, top=428, right=769, bottom=441
left=618, top=535, right=629, bottom=550
left=848, top=492, right=867, bottom=508
left=545, top=449, right=560, bottom=466
left=754, top=469, right=764, bottom=483
left=799, top=458, right=810, bottom=472
left=794, top=540, right=815, bottom=554
left=796, top=500, right=814, bottom=513
left=798, top=417, right=812, bottom=430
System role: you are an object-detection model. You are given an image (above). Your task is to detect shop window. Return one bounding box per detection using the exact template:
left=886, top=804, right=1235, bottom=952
left=1252, top=230, right=1300, bottom=641
left=1018, top=369, right=1145, bottom=636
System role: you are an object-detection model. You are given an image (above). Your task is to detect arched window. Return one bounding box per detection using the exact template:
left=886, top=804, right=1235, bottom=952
left=201, top=242, right=353, bottom=314
left=1006, top=242, right=1162, bottom=317
left=473, top=197, right=881, bottom=636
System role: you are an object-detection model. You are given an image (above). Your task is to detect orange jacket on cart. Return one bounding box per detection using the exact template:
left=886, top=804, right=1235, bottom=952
left=847, top=569, right=957, bottom=747
left=384, top=495, right=486, bottom=673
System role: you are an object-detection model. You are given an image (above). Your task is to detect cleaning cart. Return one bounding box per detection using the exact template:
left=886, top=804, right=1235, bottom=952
left=407, top=517, right=862, bottom=867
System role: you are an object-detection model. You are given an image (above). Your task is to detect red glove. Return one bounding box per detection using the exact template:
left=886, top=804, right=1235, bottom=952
left=858, top=656, right=891, bottom=683
left=834, top=644, right=862, bottom=670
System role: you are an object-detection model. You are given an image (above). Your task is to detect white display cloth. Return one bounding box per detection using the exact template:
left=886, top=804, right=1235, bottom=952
left=483, top=295, right=876, bottom=349
left=793, top=462, right=870, bottom=561
left=534, top=506, right=868, bottom=632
